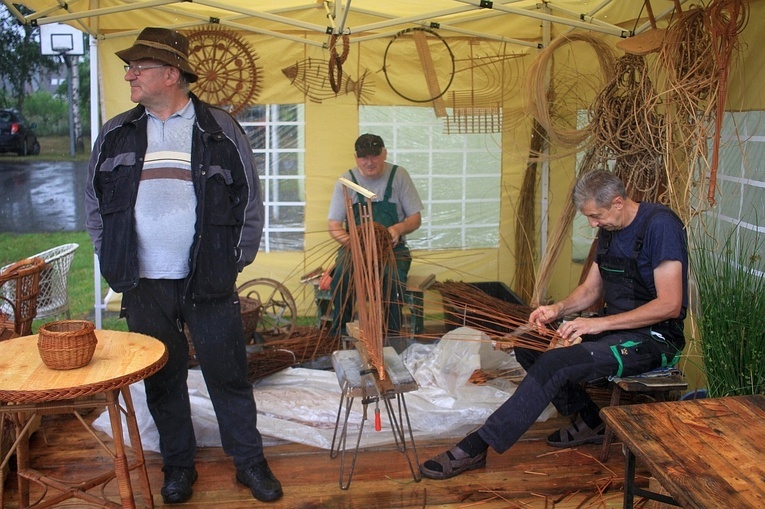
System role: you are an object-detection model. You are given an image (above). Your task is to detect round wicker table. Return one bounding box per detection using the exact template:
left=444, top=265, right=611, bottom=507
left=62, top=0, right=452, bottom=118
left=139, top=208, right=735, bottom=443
left=0, top=330, right=167, bottom=508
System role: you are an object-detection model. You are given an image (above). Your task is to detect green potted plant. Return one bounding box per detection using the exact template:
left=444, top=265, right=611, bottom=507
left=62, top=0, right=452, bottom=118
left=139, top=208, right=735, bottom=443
left=689, top=221, right=765, bottom=397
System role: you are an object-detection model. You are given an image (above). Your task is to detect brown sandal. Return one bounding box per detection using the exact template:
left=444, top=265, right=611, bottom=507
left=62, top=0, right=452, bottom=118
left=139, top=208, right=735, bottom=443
left=420, top=446, right=487, bottom=480
left=546, top=416, right=605, bottom=448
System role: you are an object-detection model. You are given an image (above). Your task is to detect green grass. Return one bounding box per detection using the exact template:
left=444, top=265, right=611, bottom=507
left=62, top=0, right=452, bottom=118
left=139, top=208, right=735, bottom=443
left=0, top=231, right=127, bottom=333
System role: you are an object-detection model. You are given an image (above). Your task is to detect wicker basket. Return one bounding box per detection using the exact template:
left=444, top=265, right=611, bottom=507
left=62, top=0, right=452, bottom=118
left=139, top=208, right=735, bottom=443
left=37, top=320, right=98, bottom=370
left=240, top=296, right=262, bottom=341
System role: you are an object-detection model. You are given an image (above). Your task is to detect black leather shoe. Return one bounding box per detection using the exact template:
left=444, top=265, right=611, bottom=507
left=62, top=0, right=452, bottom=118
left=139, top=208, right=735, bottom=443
left=161, top=466, right=198, bottom=504
left=236, top=461, right=283, bottom=502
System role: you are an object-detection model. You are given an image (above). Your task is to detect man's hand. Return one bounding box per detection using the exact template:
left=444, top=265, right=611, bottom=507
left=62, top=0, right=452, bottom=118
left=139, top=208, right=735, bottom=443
left=555, top=316, right=605, bottom=341
left=529, top=303, right=564, bottom=329
left=550, top=335, right=583, bottom=349
left=387, top=225, right=401, bottom=246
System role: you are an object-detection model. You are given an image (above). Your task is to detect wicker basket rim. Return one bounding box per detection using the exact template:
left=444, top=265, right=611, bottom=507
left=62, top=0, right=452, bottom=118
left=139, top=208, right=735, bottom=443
left=39, top=319, right=96, bottom=336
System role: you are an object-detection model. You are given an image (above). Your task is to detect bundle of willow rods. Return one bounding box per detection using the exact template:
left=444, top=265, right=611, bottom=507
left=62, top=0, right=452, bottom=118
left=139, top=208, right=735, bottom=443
left=658, top=1, right=748, bottom=209
left=343, top=190, right=386, bottom=379
left=434, top=280, right=558, bottom=351
left=245, top=326, right=341, bottom=383
left=590, top=53, right=665, bottom=203
left=704, top=0, right=749, bottom=205
left=524, top=33, right=615, bottom=150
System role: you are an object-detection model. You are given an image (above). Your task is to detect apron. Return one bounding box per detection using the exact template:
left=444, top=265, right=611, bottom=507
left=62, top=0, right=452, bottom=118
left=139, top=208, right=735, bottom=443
left=349, top=165, right=411, bottom=287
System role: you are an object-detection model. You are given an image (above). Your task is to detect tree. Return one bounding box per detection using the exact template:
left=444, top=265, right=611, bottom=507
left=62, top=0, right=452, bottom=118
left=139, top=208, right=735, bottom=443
left=57, top=53, right=91, bottom=150
left=0, top=4, right=59, bottom=111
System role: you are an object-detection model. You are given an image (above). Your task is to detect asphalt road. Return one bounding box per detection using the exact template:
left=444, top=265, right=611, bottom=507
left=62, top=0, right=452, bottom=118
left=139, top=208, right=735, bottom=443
left=0, top=159, right=88, bottom=233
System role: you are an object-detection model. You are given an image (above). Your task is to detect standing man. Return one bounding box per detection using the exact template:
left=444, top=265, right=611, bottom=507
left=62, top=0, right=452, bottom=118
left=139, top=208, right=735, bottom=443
left=420, top=169, right=687, bottom=479
left=85, top=28, right=282, bottom=504
left=327, top=134, right=423, bottom=338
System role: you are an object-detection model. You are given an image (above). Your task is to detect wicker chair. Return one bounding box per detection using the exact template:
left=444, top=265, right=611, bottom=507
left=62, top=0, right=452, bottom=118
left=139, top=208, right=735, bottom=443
left=0, top=263, right=45, bottom=504
left=0, top=257, right=46, bottom=336
left=31, top=243, right=79, bottom=320
left=1, top=243, right=79, bottom=321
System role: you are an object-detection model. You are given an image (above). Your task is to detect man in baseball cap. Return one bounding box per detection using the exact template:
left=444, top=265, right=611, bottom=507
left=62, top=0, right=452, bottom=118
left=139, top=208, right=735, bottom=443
left=354, top=133, right=385, bottom=158
left=327, top=134, right=424, bottom=338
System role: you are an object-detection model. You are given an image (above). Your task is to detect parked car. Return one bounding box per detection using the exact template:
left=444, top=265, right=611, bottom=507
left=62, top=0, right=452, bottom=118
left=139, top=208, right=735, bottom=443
left=0, top=108, right=41, bottom=156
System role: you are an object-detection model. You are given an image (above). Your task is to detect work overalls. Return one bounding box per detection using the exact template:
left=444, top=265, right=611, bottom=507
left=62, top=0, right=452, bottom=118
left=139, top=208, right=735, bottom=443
left=330, top=166, right=412, bottom=337
left=477, top=209, right=685, bottom=454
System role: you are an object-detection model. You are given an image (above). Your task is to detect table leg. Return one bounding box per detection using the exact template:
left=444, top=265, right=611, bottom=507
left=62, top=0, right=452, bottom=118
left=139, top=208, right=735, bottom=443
left=105, top=390, right=136, bottom=509
left=120, top=387, right=154, bottom=509
left=12, top=411, right=34, bottom=508
left=330, top=381, right=352, bottom=461
left=332, top=390, right=367, bottom=490
left=622, top=445, right=681, bottom=508
left=624, top=447, right=636, bottom=509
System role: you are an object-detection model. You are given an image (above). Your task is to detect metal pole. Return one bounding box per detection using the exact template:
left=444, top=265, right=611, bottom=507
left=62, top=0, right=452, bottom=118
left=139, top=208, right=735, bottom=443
left=65, top=54, right=75, bottom=157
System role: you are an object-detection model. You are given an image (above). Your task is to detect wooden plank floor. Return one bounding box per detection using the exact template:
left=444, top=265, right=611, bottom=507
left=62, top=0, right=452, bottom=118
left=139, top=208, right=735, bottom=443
left=2, top=407, right=652, bottom=508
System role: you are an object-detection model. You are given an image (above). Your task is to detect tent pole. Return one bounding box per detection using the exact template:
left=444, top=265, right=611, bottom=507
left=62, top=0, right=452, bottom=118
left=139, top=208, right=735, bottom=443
left=89, top=33, right=104, bottom=329
left=540, top=8, right=551, bottom=261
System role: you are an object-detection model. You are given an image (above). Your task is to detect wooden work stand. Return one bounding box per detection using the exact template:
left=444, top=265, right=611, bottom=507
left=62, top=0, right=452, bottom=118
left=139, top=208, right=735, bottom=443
left=329, top=343, right=421, bottom=489
left=0, top=331, right=167, bottom=508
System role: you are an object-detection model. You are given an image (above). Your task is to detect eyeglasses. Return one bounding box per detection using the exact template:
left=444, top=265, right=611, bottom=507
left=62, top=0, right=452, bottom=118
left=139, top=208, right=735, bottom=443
left=123, top=64, right=168, bottom=75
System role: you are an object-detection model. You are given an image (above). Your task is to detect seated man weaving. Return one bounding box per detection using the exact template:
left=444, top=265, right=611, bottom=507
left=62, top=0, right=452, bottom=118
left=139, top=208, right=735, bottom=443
left=420, top=169, right=688, bottom=479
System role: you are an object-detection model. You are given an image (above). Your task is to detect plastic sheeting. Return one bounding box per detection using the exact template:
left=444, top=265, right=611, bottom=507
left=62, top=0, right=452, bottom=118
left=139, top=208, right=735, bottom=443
left=93, top=327, right=556, bottom=451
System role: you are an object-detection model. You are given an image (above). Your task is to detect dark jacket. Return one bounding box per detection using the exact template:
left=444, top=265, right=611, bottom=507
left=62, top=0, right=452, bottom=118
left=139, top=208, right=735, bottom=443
left=85, top=93, right=264, bottom=301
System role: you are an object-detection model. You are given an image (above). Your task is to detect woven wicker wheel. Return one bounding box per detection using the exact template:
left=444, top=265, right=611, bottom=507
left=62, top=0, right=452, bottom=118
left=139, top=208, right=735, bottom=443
left=237, top=278, right=297, bottom=342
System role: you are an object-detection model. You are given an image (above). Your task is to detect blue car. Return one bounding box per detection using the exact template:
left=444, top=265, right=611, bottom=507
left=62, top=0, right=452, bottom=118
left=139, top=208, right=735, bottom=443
left=0, top=109, right=41, bottom=156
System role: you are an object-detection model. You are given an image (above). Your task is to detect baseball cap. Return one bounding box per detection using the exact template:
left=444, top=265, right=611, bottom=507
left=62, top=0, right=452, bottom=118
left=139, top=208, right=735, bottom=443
left=355, top=134, right=385, bottom=158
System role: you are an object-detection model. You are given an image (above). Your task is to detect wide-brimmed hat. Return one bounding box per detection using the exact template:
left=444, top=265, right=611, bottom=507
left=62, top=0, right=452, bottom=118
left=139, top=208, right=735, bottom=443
left=355, top=134, right=385, bottom=158
left=116, top=27, right=198, bottom=83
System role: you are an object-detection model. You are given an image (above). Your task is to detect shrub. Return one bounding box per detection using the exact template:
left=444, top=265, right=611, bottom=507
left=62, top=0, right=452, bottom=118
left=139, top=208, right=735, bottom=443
left=23, top=90, right=68, bottom=136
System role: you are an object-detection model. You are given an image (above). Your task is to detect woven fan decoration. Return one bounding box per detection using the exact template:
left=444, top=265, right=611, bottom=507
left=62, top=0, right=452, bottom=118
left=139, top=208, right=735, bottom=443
left=186, top=25, right=262, bottom=115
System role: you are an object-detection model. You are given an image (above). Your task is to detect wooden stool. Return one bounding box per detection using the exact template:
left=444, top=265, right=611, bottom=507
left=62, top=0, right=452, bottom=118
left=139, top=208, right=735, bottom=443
left=599, top=371, right=688, bottom=462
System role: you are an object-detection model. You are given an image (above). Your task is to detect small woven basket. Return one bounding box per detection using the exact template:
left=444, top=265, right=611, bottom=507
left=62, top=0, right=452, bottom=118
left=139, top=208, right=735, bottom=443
left=240, top=296, right=262, bottom=341
left=37, top=320, right=98, bottom=370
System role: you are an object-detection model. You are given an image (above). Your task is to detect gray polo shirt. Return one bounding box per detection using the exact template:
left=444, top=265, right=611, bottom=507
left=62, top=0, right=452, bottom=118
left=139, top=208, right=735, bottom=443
left=134, top=99, right=196, bottom=279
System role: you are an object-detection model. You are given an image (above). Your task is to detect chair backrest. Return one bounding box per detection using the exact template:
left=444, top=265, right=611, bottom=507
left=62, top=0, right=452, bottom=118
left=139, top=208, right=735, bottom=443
left=28, top=243, right=79, bottom=319
left=0, top=257, right=46, bottom=336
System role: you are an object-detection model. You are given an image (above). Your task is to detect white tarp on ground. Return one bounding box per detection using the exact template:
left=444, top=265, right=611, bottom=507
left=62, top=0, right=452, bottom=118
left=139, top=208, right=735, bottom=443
left=94, top=327, right=556, bottom=451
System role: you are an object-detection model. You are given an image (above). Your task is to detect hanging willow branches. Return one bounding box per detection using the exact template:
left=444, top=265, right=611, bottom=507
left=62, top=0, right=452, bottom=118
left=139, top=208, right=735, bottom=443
left=524, top=33, right=616, bottom=150
left=659, top=0, right=749, bottom=211
left=590, top=53, right=665, bottom=203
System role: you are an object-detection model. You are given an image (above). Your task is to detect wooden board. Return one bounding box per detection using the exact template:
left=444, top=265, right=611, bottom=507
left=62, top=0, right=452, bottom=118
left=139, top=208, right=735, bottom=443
left=2, top=410, right=642, bottom=508
left=616, top=28, right=665, bottom=55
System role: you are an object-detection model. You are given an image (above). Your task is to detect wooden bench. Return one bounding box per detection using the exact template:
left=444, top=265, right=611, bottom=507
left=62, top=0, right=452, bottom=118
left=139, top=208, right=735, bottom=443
left=600, top=395, right=765, bottom=508
left=599, top=369, right=688, bottom=462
